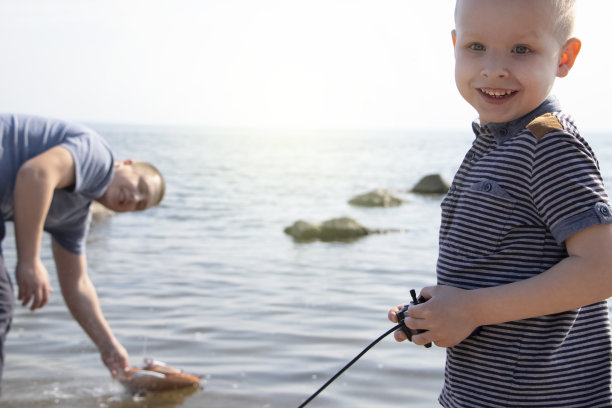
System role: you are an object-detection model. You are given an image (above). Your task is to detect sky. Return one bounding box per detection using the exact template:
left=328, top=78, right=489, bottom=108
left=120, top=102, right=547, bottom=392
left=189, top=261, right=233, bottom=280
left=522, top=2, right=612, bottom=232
left=0, top=1, right=609, bottom=131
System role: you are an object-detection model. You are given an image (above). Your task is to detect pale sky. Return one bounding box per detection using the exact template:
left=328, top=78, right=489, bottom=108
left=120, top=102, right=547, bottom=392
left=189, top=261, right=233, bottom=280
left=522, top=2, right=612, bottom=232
left=0, top=1, right=609, bottom=131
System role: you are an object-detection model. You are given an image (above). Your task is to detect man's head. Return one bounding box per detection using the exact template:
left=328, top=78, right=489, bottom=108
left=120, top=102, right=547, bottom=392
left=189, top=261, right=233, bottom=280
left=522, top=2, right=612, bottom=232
left=452, top=0, right=581, bottom=124
left=96, top=159, right=165, bottom=213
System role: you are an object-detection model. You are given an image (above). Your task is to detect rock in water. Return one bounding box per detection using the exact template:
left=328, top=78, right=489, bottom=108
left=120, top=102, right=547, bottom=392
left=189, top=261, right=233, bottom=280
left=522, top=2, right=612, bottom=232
left=319, top=217, right=369, bottom=241
left=411, top=174, right=450, bottom=194
left=348, top=189, right=404, bottom=207
left=283, top=220, right=323, bottom=241
left=284, top=217, right=369, bottom=242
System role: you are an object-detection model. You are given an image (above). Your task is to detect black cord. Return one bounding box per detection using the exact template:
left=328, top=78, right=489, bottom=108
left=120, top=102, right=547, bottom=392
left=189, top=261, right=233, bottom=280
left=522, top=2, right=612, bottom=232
left=297, top=324, right=401, bottom=408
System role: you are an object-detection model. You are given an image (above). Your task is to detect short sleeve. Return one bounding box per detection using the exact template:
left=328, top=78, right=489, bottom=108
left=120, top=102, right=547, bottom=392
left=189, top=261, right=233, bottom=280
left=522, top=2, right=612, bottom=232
left=60, top=125, right=114, bottom=199
left=45, top=123, right=114, bottom=254
left=48, top=205, right=92, bottom=254
left=530, top=130, right=612, bottom=244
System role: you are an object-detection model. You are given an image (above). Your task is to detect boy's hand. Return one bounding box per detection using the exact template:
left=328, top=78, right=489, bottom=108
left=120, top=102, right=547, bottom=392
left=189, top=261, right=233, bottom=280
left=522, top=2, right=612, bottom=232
left=16, top=259, right=52, bottom=311
left=390, top=285, right=480, bottom=348
left=388, top=304, right=409, bottom=342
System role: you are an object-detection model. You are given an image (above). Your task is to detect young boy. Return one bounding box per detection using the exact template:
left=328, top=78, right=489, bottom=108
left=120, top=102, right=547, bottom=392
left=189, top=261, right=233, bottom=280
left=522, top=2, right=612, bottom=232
left=389, top=1, right=612, bottom=406
left=0, top=113, right=165, bottom=392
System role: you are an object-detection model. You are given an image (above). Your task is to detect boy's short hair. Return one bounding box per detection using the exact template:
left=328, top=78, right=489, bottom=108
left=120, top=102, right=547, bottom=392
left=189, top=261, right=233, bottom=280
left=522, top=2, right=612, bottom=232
left=454, top=0, right=576, bottom=43
left=552, top=0, right=577, bottom=43
left=133, top=161, right=166, bottom=206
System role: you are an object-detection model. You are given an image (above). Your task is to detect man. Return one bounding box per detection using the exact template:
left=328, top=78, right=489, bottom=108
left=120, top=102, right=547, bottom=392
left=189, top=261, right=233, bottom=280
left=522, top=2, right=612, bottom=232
left=0, top=113, right=165, bottom=391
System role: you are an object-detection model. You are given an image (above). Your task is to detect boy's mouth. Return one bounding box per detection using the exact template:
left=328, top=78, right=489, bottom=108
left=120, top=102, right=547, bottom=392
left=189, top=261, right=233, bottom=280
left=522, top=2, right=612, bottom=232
left=479, top=88, right=517, bottom=100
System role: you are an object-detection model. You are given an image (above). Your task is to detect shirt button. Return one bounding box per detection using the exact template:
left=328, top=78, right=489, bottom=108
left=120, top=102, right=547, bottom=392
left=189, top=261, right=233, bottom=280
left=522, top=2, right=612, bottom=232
left=600, top=206, right=610, bottom=217
left=484, top=183, right=492, bottom=192
left=500, top=128, right=508, bottom=137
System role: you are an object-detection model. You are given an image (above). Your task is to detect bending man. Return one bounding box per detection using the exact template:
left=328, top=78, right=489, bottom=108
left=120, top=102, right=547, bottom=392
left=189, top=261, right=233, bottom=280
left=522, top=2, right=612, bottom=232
left=0, top=113, right=165, bottom=391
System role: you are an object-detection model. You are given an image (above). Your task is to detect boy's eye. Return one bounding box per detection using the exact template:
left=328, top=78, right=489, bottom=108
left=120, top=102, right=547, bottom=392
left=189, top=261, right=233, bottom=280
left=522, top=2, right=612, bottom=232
left=469, top=43, right=485, bottom=51
left=512, top=45, right=531, bottom=54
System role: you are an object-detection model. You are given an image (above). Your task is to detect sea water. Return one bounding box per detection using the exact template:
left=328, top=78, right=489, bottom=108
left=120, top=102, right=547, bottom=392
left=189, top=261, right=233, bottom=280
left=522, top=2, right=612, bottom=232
left=2, top=125, right=611, bottom=407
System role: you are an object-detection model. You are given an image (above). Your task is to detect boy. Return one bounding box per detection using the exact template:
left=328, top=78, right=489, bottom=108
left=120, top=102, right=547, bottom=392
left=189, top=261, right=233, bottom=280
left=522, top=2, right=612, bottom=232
left=0, top=113, right=165, bottom=391
left=388, top=0, right=612, bottom=406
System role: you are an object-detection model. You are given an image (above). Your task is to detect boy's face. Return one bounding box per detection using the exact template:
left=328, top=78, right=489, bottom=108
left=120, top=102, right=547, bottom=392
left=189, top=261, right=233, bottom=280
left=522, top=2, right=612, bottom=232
left=453, top=0, right=573, bottom=124
left=97, top=160, right=163, bottom=213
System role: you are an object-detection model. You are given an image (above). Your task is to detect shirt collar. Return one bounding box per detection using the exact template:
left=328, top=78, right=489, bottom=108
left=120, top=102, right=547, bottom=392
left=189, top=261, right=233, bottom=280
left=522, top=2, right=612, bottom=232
left=472, top=96, right=562, bottom=143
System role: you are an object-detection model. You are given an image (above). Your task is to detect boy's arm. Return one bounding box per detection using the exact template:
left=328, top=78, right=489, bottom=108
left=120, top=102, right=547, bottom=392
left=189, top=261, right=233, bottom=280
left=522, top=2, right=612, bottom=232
left=398, top=223, right=612, bottom=347
left=52, top=240, right=129, bottom=378
left=13, top=146, right=76, bottom=310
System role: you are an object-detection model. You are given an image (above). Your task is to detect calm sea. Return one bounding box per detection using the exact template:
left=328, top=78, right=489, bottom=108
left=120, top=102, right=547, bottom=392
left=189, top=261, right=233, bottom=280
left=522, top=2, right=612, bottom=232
left=2, top=125, right=611, bottom=408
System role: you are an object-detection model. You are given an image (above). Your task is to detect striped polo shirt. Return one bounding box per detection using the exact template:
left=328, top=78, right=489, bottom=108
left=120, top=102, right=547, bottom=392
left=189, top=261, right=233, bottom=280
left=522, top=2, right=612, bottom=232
left=437, top=97, right=612, bottom=407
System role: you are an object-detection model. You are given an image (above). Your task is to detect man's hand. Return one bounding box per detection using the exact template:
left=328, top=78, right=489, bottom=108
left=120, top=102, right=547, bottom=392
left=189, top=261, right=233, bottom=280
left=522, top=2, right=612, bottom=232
left=16, top=259, right=52, bottom=311
left=53, top=241, right=130, bottom=380
left=100, top=340, right=130, bottom=379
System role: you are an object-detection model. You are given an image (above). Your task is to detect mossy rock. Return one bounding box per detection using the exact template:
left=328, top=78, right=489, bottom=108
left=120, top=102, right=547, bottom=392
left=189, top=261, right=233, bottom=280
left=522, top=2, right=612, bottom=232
left=348, top=189, right=404, bottom=207
left=411, top=174, right=450, bottom=194
left=283, top=220, right=323, bottom=241
left=319, top=217, right=369, bottom=241
left=284, top=217, right=369, bottom=242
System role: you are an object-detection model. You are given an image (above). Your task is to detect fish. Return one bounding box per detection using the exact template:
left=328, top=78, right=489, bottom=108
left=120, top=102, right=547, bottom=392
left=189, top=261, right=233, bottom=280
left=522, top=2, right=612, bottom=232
left=119, top=358, right=201, bottom=393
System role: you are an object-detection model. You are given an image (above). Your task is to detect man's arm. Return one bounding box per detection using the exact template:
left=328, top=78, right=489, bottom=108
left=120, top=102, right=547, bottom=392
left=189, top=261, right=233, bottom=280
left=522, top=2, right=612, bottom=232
left=399, top=223, right=612, bottom=347
left=52, top=240, right=129, bottom=378
left=13, top=146, right=76, bottom=310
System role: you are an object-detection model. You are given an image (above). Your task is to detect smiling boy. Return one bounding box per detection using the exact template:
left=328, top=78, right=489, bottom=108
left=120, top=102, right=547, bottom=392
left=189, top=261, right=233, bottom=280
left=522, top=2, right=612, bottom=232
left=453, top=0, right=580, bottom=125
left=389, top=1, right=612, bottom=406
left=0, top=113, right=165, bottom=392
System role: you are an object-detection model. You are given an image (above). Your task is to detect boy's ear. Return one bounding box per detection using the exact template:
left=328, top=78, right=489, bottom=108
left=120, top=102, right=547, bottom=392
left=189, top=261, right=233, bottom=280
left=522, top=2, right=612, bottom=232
left=557, top=37, right=581, bottom=78
left=451, top=29, right=457, bottom=47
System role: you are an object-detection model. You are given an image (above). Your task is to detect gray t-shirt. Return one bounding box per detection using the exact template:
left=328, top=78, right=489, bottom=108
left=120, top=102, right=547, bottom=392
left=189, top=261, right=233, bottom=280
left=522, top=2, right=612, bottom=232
left=0, top=114, right=114, bottom=254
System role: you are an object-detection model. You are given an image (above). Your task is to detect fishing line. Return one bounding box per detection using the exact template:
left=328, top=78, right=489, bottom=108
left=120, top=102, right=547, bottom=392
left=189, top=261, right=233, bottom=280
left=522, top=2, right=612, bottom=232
left=298, top=289, right=428, bottom=407
left=297, top=324, right=401, bottom=408
left=141, top=336, right=148, bottom=362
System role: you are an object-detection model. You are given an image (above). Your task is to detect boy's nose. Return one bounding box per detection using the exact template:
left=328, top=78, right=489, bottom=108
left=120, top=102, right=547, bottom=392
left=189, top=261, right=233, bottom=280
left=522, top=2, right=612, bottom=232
left=481, top=53, right=509, bottom=79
